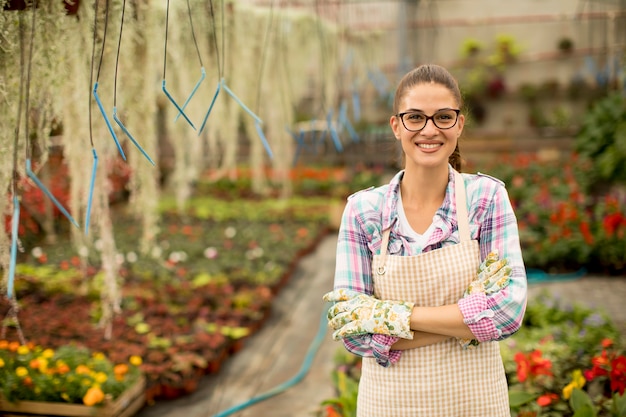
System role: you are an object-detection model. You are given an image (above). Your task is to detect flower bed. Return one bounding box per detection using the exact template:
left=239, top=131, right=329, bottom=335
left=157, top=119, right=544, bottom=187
left=1, top=196, right=333, bottom=404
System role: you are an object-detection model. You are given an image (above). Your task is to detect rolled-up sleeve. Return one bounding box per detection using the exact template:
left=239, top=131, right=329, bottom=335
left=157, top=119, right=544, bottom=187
left=459, top=180, right=528, bottom=341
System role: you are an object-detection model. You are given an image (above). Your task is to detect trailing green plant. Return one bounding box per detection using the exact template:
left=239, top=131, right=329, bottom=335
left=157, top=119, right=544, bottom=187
left=574, top=92, right=626, bottom=189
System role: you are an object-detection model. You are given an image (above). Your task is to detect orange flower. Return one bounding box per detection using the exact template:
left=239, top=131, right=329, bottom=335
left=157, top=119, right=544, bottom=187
left=114, top=364, right=129, bottom=381
left=29, top=359, right=41, bottom=369
left=56, top=362, right=70, bottom=374
left=0, top=340, right=8, bottom=350
left=76, top=365, right=91, bottom=375
left=83, top=386, right=105, bottom=406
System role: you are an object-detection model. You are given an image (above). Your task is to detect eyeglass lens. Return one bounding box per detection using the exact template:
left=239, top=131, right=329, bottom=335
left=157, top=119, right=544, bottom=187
left=401, top=109, right=458, bottom=131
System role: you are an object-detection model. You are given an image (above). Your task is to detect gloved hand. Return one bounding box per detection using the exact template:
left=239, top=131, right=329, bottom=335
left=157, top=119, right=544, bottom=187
left=465, top=251, right=512, bottom=296
left=323, top=289, right=414, bottom=340
left=459, top=251, right=512, bottom=349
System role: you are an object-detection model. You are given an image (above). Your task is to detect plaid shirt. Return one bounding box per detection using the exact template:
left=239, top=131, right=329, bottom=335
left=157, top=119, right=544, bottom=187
left=332, top=166, right=527, bottom=366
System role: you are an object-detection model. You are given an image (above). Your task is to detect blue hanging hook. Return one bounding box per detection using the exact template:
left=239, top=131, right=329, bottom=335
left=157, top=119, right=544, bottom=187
left=84, top=148, right=99, bottom=235
left=113, top=107, right=155, bottom=166
left=93, top=82, right=127, bottom=160
left=162, top=79, right=197, bottom=130
left=7, top=194, right=20, bottom=298
left=174, top=67, right=206, bottom=123
left=198, top=81, right=222, bottom=135
left=26, top=159, right=79, bottom=228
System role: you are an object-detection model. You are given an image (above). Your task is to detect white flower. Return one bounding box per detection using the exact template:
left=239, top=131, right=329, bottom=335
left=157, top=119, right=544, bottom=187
left=78, top=246, right=89, bottom=257
left=224, top=226, right=237, bottom=239
left=94, top=239, right=104, bottom=251
left=115, top=253, right=125, bottom=265
left=151, top=246, right=163, bottom=259
left=31, top=247, right=43, bottom=258
left=169, top=251, right=187, bottom=263
left=204, top=247, right=218, bottom=259
left=126, top=252, right=138, bottom=263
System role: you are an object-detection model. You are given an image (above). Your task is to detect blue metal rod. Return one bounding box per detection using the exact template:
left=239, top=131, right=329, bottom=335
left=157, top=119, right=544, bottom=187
left=7, top=195, right=20, bottom=298
left=26, top=159, right=79, bottom=228
left=113, top=107, right=155, bottom=166
left=162, top=80, right=196, bottom=130
left=221, top=78, right=262, bottom=124
left=174, top=67, right=206, bottom=122
left=93, top=82, right=127, bottom=160
left=254, top=121, right=273, bottom=159
left=85, top=148, right=99, bottom=235
left=198, top=81, right=222, bottom=135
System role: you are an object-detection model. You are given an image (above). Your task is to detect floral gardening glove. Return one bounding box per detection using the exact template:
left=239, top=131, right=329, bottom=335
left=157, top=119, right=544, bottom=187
left=323, top=289, right=414, bottom=341
left=458, top=251, right=512, bottom=349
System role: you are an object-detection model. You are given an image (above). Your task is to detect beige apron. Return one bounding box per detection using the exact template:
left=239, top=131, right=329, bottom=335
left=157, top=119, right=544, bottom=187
left=357, top=171, right=509, bottom=417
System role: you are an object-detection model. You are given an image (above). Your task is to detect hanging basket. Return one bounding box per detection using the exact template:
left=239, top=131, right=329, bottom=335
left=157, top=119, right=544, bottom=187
left=0, top=375, right=146, bottom=417
left=3, top=0, right=80, bottom=15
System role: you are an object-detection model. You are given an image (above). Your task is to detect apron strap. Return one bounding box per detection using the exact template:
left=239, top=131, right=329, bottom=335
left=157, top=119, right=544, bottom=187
left=454, top=170, right=471, bottom=243
left=377, top=170, right=471, bottom=275
left=377, top=227, right=391, bottom=275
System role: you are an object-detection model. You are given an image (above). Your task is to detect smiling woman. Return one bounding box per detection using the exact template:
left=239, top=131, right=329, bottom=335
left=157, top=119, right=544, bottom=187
left=323, top=63, right=527, bottom=417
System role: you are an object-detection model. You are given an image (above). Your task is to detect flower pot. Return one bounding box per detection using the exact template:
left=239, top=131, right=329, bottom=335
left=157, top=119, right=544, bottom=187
left=0, top=375, right=145, bottom=417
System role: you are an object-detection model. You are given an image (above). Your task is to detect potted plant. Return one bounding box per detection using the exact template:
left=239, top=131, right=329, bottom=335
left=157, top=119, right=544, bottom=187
left=0, top=341, right=145, bottom=416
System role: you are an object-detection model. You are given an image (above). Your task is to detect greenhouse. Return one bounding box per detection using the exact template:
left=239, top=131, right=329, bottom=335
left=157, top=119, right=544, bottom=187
left=0, top=1, right=625, bottom=416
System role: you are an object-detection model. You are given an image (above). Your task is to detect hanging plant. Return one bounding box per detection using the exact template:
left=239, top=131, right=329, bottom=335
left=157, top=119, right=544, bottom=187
left=557, top=37, right=574, bottom=55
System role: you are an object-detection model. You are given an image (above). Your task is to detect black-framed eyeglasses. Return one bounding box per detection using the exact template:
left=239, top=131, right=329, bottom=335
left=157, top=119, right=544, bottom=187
left=396, top=109, right=461, bottom=131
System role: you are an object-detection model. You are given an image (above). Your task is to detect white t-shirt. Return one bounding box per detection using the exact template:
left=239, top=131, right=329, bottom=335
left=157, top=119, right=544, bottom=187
left=396, top=189, right=436, bottom=249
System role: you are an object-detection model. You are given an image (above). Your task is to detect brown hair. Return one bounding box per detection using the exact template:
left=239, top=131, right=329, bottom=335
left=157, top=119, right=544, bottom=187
left=393, top=64, right=463, bottom=171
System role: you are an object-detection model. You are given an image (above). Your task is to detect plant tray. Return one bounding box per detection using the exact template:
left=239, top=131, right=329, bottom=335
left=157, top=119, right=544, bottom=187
left=0, top=376, right=145, bottom=417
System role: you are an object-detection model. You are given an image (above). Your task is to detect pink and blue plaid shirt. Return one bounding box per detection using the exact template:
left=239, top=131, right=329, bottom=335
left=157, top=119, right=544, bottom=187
left=331, top=166, right=527, bottom=367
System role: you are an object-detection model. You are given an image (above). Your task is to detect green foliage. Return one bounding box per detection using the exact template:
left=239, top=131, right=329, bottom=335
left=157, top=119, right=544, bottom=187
left=575, top=92, right=626, bottom=187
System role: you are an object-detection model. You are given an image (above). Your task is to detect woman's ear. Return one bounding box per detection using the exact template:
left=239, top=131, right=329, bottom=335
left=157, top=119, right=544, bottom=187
left=456, top=113, right=465, bottom=136
left=390, top=115, right=401, bottom=140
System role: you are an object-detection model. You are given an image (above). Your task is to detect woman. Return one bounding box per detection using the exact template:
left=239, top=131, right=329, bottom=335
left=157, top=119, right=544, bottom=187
left=323, top=64, right=527, bottom=416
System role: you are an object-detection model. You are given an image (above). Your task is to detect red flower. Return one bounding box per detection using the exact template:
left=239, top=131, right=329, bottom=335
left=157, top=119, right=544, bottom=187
left=602, top=338, right=614, bottom=348
left=603, top=213, right=625, bottom=237
left=610, top=356, right=626, bottom=395
left=579, top=221, right=593, bottom=245
left=514, top=350, right=553, bottom=383
left=536, top=393, right=559, bottom=407
left=324, top=405, right=342, bottom=417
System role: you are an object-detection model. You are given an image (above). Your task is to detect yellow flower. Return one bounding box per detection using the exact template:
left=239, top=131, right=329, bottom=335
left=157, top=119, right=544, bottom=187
left=17, top=345, right=30, bottom=355
left=94, top=372, right=108, bottom=384
left=42, top=348, right=54, bottom=359
left=562, top=369, right=586, bottom=400
left=38, top=358, right=49, bottom=372
left=16, top=366, right=29, bottom=377
left=92, top=352, right=106, bottom=361
left=129, top=355, right=142, bottom=366
left=0, top=358, right=4, bottom=367
left=83, top=386, right=105, bottom=406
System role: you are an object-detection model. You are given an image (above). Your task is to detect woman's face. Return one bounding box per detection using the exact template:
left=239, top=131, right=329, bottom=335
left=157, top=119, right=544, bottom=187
left=390, top=82, right=464, bottom=170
